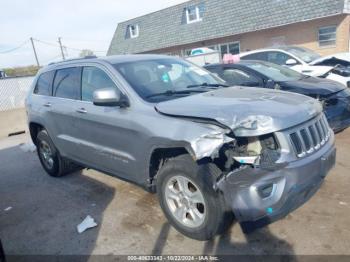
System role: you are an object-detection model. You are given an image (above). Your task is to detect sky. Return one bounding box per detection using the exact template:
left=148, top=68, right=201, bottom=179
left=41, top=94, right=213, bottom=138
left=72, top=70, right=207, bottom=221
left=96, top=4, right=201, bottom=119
left=0, top=0, right=188, bottom=68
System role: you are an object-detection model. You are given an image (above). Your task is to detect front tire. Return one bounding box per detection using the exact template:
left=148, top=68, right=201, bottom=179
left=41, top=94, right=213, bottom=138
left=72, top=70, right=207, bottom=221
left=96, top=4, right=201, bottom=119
left=36, top=130, right=81, bottom=177
left=156, top=155, right=233, bottom=240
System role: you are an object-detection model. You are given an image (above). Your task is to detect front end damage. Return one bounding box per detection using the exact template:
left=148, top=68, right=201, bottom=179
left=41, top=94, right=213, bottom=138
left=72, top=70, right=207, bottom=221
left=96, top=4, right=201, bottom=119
left=187, top=114, right=336, bottom=226
left=155, top=87, right=336, bottom=226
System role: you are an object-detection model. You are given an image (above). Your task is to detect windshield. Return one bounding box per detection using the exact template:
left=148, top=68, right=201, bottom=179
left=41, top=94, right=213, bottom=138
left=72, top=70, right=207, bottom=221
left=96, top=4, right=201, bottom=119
left=244, top=61, right=304, bottom=82
left=283, top=46, right=321, bottom=63
left=113, top=58, right=224, bottom=102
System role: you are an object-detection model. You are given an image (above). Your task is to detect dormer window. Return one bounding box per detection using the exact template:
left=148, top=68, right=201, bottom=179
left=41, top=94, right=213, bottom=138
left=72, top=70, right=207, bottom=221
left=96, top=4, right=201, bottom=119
left=186, top=6, right=202, bottom=24
left=129, top=24, right=139, bottom=38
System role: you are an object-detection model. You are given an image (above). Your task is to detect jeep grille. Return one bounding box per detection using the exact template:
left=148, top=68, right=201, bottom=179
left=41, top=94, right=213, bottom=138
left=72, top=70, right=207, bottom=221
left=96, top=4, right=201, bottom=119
left=289, top=114, right=331, bottom=158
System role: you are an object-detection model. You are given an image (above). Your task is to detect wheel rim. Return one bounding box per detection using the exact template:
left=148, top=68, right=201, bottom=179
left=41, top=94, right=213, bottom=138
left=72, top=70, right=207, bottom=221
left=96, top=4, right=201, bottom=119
left=164, top=175, right=206, bottom=228
left=39, top=141, right=54, bottom=169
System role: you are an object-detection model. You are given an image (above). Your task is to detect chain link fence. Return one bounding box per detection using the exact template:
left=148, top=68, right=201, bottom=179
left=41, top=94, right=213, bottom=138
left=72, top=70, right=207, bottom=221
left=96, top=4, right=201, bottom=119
left=0, top=76, right=35, bottom=111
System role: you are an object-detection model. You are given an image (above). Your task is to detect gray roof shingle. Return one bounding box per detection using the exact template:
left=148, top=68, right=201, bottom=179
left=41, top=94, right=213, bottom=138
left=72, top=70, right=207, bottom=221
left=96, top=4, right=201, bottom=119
left=108, top=0, right=347, bottom=55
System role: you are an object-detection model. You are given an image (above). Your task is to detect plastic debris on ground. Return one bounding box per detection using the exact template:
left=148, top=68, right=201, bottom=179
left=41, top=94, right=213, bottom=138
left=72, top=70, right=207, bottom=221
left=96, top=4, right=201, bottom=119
left=77, top=215, right=98, bottom=234
left=19, top=143, right=36, bottom=153
left=339, top=201, right=348, bottom=206
left=4, top=207, right=12, bottom=212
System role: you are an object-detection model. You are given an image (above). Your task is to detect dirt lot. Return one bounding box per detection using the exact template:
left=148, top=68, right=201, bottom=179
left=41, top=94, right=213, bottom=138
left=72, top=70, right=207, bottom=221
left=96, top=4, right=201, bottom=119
left=0, top=130, right=350, bottom=257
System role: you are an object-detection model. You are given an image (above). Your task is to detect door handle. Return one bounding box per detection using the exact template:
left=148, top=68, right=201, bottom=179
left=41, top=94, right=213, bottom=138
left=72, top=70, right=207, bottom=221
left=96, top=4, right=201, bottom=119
left=76, top=108, right=87, bottom=114
left=43, top=102, right=52, bottom=107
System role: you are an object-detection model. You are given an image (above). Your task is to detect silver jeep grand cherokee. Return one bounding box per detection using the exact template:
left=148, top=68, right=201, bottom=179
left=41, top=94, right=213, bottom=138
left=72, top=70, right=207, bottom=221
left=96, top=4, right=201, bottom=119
left=26, top=55, right=336, bottom=240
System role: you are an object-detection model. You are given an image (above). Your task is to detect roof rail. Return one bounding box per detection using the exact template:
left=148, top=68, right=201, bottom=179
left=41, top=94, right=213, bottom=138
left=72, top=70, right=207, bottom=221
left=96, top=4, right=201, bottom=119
left=48, top=55, right=98, bottom=66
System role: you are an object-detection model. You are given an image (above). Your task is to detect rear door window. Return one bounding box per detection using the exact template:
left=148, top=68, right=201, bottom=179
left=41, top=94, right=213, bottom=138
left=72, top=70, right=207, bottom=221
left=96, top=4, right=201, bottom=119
left=241, top=52, right=268, bottom=61
left=81, top=66, right=119, bottom=102
left=34, top=71, right=55, bottom=96
left=53, top=67, right=81, bottom=100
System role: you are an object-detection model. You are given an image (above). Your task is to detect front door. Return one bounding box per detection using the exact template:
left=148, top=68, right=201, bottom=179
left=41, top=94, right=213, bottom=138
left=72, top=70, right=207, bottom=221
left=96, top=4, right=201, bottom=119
left=72, top=65, right=139, bottom=179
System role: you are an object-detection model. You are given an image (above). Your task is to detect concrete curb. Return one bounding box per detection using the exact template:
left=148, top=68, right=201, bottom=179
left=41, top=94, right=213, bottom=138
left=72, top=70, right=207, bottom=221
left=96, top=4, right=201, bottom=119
left=0, top=108, right=27, bottom=139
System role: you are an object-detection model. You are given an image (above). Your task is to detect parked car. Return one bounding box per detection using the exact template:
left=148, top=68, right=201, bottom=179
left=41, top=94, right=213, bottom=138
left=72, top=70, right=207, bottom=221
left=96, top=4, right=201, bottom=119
left=239, top=46, right=350, bottom=87
left=26, top=55, right=336, bottom=240
left=205, top=61, right=350, bottom=132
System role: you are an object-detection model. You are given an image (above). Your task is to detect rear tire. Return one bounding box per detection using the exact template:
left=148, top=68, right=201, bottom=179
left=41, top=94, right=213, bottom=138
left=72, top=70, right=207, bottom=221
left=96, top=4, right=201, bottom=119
left=36, top=130, right=82, bottom=177
left=156, top=154, right=233, bottom=241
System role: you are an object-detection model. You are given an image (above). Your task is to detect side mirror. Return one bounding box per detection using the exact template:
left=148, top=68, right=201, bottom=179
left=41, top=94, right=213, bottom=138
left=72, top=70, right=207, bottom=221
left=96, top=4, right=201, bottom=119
left=265, top=79, right=275, bottom=89
left=93, top=88, right=129, bottom=107
left=285, top=58, right=298, bottom=66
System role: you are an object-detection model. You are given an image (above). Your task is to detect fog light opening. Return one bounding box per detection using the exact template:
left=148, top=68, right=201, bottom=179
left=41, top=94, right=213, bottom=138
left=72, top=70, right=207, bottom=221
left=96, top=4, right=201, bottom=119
left=258, top=183, right=276, bottom=199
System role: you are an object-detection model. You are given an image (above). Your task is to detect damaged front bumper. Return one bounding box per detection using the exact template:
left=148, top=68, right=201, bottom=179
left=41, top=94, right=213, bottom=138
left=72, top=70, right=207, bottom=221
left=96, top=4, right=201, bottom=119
left=216, top=136, right=336, bottom=225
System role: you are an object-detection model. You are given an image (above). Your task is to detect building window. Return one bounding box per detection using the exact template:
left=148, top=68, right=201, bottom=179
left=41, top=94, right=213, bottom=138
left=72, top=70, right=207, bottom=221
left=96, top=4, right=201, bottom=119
left=186, top=6, right=202, bottom=24
left=220, top=42, right=240, bottom=57
left=318, top=26, right=336, bottom=47
left=183, top=45, right=218, bottom=57
left=129, top=24, right=139, bottom=38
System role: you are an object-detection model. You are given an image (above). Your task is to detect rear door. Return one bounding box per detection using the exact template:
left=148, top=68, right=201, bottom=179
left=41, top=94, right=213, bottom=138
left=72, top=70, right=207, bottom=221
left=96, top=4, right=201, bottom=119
left=47, top=67, right=83, bottom=159
left=29, top=70, right=56, bottom=135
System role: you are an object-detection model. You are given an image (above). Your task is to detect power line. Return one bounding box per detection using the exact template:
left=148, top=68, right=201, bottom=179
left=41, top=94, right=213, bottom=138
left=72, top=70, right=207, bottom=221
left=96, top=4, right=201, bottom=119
left=32, top=38, right=59, bottom=47
left=40, top=54, right=62, bottom=64
left=62, top=37, right=110, bottom=43
left=32, top=38, right=107, bottom=53
left=0, top=40, right=29, bottom=54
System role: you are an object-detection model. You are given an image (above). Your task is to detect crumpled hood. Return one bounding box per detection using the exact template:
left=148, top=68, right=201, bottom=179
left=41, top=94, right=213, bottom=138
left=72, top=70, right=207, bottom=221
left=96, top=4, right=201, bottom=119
left=279, top=76, right=346, bottom=98
left=156, top=87, right=323, bottom=137
left=303, top=65, right=334, bottom=77
left=311, top=53, right=350, bottom=65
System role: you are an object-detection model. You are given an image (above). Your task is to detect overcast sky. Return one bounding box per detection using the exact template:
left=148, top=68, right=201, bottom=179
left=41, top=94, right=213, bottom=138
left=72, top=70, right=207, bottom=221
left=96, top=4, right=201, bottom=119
left=0, top=0, right=188, bottom=68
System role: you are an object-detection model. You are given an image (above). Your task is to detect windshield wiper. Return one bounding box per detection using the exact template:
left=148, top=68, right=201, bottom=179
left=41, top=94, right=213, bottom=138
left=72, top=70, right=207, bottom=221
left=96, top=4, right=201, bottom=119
left=186, top=83, right=229, bottom=89
left=145, top=89, right=205, bottom=99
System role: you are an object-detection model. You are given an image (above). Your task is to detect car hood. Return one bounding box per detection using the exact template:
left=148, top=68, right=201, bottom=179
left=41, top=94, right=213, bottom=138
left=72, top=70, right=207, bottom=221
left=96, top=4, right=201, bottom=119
left=301, top=65, right=334, bottom=77
left=311, top=53, right=350, bottom=65
left=155, top=87, right=323, bottom=137
left=278, top=77, right=346, bottom=98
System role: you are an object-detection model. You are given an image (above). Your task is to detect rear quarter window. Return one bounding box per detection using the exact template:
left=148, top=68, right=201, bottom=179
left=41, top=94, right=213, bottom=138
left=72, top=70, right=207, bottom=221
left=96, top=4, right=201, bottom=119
left=34, top=71, right=55, bottom=96
left=53, top=67, right=81, bottom=100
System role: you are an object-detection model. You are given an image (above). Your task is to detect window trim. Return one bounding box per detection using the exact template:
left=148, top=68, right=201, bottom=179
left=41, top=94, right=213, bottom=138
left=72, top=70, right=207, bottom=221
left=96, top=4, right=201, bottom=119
left=186, top=6, right=202, bottom=24
left=129, top=24, right=139, bottom=38
left=318, top=25, right=337, bottom=47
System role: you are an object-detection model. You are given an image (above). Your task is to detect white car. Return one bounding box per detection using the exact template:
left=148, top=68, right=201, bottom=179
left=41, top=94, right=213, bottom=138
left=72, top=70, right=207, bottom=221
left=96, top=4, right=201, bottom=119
left=240, top=46, right=350, bottom=87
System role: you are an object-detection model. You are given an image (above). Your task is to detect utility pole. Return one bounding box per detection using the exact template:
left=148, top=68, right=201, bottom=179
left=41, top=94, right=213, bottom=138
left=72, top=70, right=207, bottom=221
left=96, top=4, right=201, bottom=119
left=30, top=37, right=40, bottom=67
left=58, top=37, right=65, bottom=60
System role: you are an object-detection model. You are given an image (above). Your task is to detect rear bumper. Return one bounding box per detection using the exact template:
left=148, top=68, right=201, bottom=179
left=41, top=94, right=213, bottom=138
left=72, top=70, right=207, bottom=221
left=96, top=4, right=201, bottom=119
left=216, top=137, right=336, bottom=224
